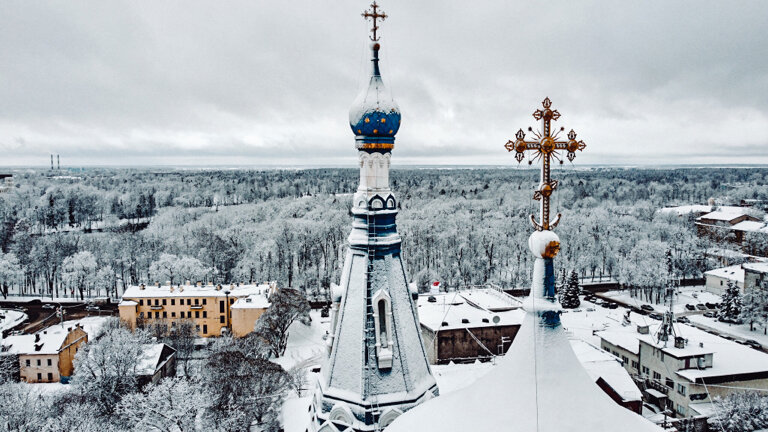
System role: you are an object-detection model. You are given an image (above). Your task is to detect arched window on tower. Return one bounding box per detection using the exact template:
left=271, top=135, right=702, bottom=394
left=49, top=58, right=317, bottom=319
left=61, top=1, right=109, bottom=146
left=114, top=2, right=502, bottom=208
left=372, top=289, right=393, bottom=369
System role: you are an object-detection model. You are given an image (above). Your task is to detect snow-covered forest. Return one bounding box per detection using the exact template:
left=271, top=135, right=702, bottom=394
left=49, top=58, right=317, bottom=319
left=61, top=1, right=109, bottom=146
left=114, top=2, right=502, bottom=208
left=0, top=167, right=766, bottom=301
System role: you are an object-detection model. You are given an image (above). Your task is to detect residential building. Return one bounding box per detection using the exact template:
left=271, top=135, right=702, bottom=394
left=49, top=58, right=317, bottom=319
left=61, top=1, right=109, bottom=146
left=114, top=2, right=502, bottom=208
left=119, top=281, right=274, bottom=337
left=418, top=290, right=523, bottom=364
left=1, top=324, right=88, bottom=383
left=136, top=343, right=176, bottom=387
left=0, top=174, right=13, bottom=193
left=599, top=323, right=768, bottom=418
left=703, top=264, right=745, bottom=294
left=743, top=262, right=768, bottom=292
left=696, top=210, right=762, bottom=242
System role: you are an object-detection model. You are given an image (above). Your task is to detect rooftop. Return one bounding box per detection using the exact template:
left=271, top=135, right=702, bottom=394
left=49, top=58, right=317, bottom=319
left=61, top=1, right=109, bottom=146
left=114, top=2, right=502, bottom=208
left=231, top=293, right=271, bottom=309
left=417, top=291, right=525, bottom=332
left=731, top=220, right=767, bottom=232
left=122, top=282, right=275, bottom=299
left=136, top=343, right=173, bottom=376
left=743, top=262, right=768, bottom=274
left=703, top=264, right=745, bottom=283
left=570, top=339, right=643, bottom=403
left=2, top=324, right=81, bottom=355
left=697, top=210, right=752, bottom=222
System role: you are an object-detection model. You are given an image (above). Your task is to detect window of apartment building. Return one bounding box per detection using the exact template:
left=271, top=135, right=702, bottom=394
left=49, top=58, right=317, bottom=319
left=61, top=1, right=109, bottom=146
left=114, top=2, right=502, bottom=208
left=139, top=299, right=143, bottom=306
left=47, top=359, right=52, bottom=366
left=161, top=299, right=165, bottom=306
left=220, top=301, right=225, bottom=313
left=621, top=356, right=628, bottom=365
left=163, top=311, right=167, bottom=318
left=642, top=366, right=649, bottom=375
left=25, top=359, right=30, bottom=367
left=155, top=299, right=159, bottom=306
left=37, top=373, right=41, bottom=381
left=203, top=299, right=207, bottom=305
left=665, top=378, right=673, bottom=388
left=187, top=299, right=191, bottom=305
left=155, top=312, right=160, bottom=319
left=203, top=311, right=207, bottom=318
left=139, top=312, right=144, bottom=318
left=171, top=299, right=175, bottom=306
left=195, top=325, right=200, bottom=332
left=171, top=312, right=176, bottom=318
left=195, top=311, right=200, bottom=318
left=220, top=316, right=225, bottom=323
left=47, top=373, right=53, bottom=381
left=652, top=371, right=661, bottom=381
left=631, top=360, right=638, bottom=369
left=37, top=359, right=41, bottom=366
left=677, top=384, right=686, bottom=396
left=203, top=325, right=208, bottom=334
left=676, top=404, right=686, bottom=417
left=194, top=298, right=199, bottom=305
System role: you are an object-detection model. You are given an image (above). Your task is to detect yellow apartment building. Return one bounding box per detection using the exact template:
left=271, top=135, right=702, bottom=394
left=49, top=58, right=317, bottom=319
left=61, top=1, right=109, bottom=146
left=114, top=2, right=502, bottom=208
left=119, top=281, right=273, bottom=337
left=1, top=324, right=88, bottom=383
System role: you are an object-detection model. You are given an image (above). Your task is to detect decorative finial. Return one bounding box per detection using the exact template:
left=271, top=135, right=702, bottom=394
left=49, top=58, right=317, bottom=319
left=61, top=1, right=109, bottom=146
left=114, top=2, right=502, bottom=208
left=504, top=98, right=587, bottom=231
left=362, top=1, right=388, bottom=42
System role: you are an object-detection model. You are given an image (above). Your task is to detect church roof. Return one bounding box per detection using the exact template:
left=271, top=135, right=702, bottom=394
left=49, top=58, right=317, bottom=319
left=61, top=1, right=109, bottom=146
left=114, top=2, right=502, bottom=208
left=387, top=312, right=662, bottom=432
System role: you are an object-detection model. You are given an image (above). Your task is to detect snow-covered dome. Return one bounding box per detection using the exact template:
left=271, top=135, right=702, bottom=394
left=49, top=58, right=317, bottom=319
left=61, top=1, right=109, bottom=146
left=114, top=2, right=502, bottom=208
left=528, top=229, right=561, bottom=259
left=349, top=43, right=401, bottom=147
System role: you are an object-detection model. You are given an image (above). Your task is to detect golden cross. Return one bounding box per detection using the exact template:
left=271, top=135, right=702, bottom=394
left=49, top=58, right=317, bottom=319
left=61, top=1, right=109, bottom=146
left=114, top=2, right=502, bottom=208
left=362, top=1, right=388, bottom=42
left=504, top=97, right=586, bottom=231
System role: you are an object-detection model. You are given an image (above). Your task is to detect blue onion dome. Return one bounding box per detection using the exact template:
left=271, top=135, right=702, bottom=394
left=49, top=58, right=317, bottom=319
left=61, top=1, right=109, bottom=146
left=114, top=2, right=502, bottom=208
left=349, top=42, right=401, bottom=151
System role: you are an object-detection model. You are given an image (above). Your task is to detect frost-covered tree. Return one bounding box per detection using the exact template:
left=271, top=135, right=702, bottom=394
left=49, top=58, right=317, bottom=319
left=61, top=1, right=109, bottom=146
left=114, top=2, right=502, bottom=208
left=149, top=253, right=180, bottom=285
left=0, top=383, right=51, bottom=431
left=0, top=355, right=19, bottom=384
left=741, top=281, right=768, bottom=334
left=708, top=391, right=768, bottom=432
left=149, top=254, right=209, bottom=285
left=0, top=253, right=22, bottom=299
left=719, top=280, right=743, bottom=324
left=203, top=345, right=292, bottom=431
left=72, top=319, right=149, bottom=416
left=560, top=270, right=581, bottom=309
left=254, top=288, right=310, bottom=358
left=118, top=377, right=207, bottom=432
left=62, top=251, right=98, bottom=299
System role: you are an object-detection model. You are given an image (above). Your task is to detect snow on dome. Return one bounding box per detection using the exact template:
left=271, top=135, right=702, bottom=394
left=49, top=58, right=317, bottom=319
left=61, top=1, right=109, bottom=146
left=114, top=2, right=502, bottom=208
left=349, top=44, right=401, bottom=140
left=528, top=230, right=560, bottom=258
left=386, top=312, right=663, bottom=432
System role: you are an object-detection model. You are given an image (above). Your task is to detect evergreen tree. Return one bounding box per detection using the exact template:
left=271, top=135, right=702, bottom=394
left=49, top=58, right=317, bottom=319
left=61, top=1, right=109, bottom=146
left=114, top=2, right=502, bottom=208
left=719, top=280, right=742, bottom=324
left=741, top=280, right=768, bottom=334
left=560, top=270, right=581, bottom=309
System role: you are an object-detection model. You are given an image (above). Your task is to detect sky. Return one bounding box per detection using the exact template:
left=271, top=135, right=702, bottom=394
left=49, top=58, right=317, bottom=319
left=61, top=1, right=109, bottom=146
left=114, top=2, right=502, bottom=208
left=1, top=1, right=767, bottom=167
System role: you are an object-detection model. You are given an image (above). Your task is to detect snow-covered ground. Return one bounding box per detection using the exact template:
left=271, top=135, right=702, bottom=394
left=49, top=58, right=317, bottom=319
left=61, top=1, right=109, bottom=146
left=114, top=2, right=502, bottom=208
left=688, top=314, right=768, bottom=346
left=0, top=309, right=27, bottom=332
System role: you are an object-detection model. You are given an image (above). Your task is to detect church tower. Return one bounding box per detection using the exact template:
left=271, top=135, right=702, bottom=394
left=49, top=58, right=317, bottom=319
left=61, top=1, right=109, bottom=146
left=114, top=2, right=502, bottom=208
left=309, top=3, right=438, bottom=432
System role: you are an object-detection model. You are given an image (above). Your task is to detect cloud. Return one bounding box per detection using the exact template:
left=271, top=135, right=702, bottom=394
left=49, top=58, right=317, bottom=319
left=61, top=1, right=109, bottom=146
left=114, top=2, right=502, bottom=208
left=1, top=0, right=767, bottom=166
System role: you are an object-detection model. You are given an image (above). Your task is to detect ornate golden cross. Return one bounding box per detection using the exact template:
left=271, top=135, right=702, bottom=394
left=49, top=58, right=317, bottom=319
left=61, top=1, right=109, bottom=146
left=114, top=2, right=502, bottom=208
left=505, top=97, right=586, bottom=231
left=362, top=1, right=388, bottom=41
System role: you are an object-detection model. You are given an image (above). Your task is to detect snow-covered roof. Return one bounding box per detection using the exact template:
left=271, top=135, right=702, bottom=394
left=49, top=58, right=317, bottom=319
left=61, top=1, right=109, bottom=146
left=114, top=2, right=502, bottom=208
left=119, top=300, right=137, bottom=306
left=637, top=332, right=713, bottom=358
left=458, top=288, right=522, bottom=312
left=136, top=343, right=173, bottom=376
left=122, top=282, right=273, bottom=299
left=388, top=312, right=662, bottom=432
left=231, top=294, right=271, bottom=309
left=598, top=329, right=641, bottom=355
left=418, top=292, right=525, bottom=332
left=570, top=339, right=643, bottom=403
left=670, top=325, right=768, bottom=382
left=731, top=220, right=766, bottom=232
left=703, top=264, right=744, bottom=283
left=743, top=262, right=768, bottom=274
left=697, top=210, right=750, bottom=222
left=2, top=324, right=79, bottom=355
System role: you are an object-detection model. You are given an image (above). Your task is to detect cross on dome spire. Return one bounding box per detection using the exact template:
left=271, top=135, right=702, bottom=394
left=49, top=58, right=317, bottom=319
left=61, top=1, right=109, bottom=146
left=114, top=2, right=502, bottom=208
left=362, top=1, right=388, bottom=41
left=505, top=98, right=587, bottom=231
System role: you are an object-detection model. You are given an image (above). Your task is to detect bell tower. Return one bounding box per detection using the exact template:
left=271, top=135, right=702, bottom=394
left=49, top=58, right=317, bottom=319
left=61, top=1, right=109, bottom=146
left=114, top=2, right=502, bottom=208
left=309, top=3, right=438, bottom=431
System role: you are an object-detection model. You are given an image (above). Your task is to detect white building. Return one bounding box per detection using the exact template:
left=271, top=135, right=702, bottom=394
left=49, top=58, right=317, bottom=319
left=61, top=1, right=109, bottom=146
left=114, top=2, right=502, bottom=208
left=703, top=264, right=744, bottom=294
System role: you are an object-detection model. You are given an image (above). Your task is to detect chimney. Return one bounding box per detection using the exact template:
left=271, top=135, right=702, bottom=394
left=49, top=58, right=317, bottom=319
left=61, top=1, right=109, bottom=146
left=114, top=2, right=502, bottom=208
left=50, top=154, right=54, bottom=170
left=674, top=337, right=685, bottom=349
left=196, top=281, right=202, bottom=287
left=155, top=282, right=160, bottom=287
left=637, top=325, right=649, bottom=335
left=140, top=284, right=145, bottom=290
left=169, top=286, right=175, bottom=293
left=185, top=280, right=191, bottom=286
left=57, top=154, right=60, bottom=170
left=216, top=284, right=222, bottom=291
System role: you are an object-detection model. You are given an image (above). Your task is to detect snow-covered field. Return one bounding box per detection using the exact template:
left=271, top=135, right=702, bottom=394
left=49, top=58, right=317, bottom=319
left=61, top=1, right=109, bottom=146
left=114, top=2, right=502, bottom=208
left=688, top=314, right=768, bottom=346
left=601, top=287, right=721, bottom=315
left=0, top=309, right=27, bottom=332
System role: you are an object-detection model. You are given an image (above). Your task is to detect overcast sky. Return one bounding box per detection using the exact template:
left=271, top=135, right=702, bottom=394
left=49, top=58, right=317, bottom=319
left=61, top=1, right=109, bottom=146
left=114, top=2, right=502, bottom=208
left=1, top=1, right=767, bottom=167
